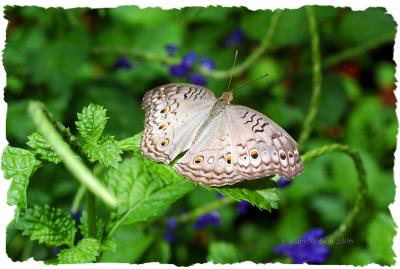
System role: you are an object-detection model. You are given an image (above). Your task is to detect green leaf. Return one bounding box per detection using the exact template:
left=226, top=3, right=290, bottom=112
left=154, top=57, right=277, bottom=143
left=142, top=240, right=171, bottom=263
left=1, top=146, right=41, bottom=208
left=83, top=136, right=122, bottom=168
left=78, top=211, right=104, bottom=240
left=338, top=7, right=395, bottom=46
left=207, top=241, right=240, bottom=263
left=366, top=213, right=396, bottom=265
left=57, top=238, right=100, bottom=264
left=213, top=180, right=279, bottom=211
left=76, top=103, right=108, bottom=142
left=15, top=205, right=77, bottom=247
left=105, top=151, right=195, bottom=226
left=27, top=132, right=60, bottom=163
left=101, top=225, right=154, bottom=263
left=1, top=146, right=40, bottom=179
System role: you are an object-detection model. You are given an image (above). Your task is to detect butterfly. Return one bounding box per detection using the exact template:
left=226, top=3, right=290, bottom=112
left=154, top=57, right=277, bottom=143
left=140, top=83, right=303, bottom=186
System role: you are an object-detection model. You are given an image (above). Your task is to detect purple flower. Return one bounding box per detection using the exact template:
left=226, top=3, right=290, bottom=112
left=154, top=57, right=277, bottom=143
left=222, top=27, right=245, bottom=48
left=164, top=230, right=175, bottom=244
left=68, top=206, right=81, bottom=222
left=169, top=63, right=189, bottom=77
left=167, top=217, right=178, bottom=229
left=189, top=73, right=207, bottom=86
left=193, top=211, right=221, bottom=230
left=200, top=57, right=216, bottom=71
left=182, top=52, right=197, bottom=68
left=165, top=44, right=178, bottom=56
left=237, top=200, right=251, bottom=215
left=274, top=228, right=330, bottom=264
left=276, top=177, right=292, bottom=188
left=114, top=56, right=133, bottom=69
left=164, top=217, right=178, bottom=244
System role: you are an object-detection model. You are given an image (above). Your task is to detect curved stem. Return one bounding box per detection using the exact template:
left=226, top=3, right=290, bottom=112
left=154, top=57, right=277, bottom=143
left=28, top=101, right=118, bottom=208
left=301, top=144, right=367, bottom=243
left=203, top=10, right=282, bottom=79
left=71, top=185, right=86, bottom=213
left=298, top=6, right=322, bottom=147
left=92, top=10, right=282, bottom=80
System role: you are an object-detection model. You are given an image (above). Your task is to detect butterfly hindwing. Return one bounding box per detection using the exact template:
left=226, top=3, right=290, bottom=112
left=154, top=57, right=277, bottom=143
left=228, top=105, right=303, bottom=180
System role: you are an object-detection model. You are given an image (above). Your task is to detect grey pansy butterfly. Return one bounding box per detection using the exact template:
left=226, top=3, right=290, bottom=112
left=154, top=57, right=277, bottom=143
left=140, top=83, right=303, bottom=186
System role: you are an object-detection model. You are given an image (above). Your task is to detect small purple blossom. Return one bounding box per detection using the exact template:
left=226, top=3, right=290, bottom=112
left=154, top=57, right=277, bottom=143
left=222, top=27, right=245, bottom=48
left=167, top=217, right=178, bottom=229
left=114, top=56, right=133, bottom=69
left=68, top=206, right=81, bottom=222
left=189, top=73, right=207, bottom=86
left=274, top=228, right=330, bottom=264
left=237, top=200, right=251, bottom=215
left=165, top=44, right=178, bottom=56
left=182, top=52, right=197, bottom=68
left=200, top=57, right=216, bottom=71
left=169, top=63, right=189, bottom=77
left=193, top=211, right=221, bottom=230
left=164, top=217, right=178, bottom=244
left=276, top=177, right=292, bottom=188
left=164, top=230, right=175, bottom=244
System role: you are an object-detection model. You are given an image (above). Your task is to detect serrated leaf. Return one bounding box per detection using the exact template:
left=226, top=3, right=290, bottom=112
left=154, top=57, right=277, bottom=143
left=7, top=174, right=30, bottom=207
left=79, top=211, right=104, bottom=240
left=76, top=103, right=108, bottom=142
left=27, top=132, right=60, bottom=163
left=1, top=146, right=40, bottom=179
left=105, top=151, right=195, bottom=225
left=57, top=238, right=100, bottom=264
left=1, top=146, right=41, bottom=208
left=83, top=136, right=122, bottom=168
left=207, top=241, right=240, bottom=263
left=15, top=205, right=77, bottom=247
left=366, top=213, right=396, bottom=265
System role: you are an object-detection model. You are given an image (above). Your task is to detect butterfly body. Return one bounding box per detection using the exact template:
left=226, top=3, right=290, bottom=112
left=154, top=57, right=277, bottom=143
left=141, top=83, right=303, bottom=186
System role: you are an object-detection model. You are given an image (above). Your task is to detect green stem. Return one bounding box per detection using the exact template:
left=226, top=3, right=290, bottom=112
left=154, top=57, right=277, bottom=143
left=203, top=10, right=282, bottom=79
left=87, top=191, right=96, bottom=238
left=322, top=31, right=395, bottom=69
left=298, top=6, right=322, bottom=147
left=71, top=185, right=86, bottom=213
left=28, top=101, right=118, bottom=208
left=301, top=144, right=367, bottom=243
left=92, top=10, right=282, bottom=80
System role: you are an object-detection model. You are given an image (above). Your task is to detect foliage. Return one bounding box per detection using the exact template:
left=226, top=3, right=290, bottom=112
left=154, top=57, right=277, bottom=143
left=1, top=146, right=41, bottom=208
left=57, top=238, right=101, bottom=264
left=15, top=205, right=77, bottom=247
left=2, top=5, right=396, bottom=266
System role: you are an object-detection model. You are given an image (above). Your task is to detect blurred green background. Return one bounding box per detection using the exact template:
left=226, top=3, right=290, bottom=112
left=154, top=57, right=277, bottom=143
left=3, top=5, right=397, bottom=265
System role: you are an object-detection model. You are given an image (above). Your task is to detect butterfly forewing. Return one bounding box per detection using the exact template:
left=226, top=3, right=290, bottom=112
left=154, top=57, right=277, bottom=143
left=141, top=83, right=216, bottom=164
left=173, top=109, right=243, bottom=185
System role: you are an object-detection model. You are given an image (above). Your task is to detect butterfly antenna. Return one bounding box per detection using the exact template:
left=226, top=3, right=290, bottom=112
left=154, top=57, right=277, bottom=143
left=234, top=73, right=270, bottom=91
left=227, top=50, right=238, bottom=91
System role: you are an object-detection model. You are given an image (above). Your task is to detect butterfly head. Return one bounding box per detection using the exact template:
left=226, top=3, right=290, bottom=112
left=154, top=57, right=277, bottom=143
left=221, top=90, right=233, bottom=105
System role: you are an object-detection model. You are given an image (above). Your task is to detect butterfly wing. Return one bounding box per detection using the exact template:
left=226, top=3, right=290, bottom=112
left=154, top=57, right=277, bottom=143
left=141, top=83, right=216, bottom=164
left=173, top=108, right=243, bottom=185
left=228, top=105, right=303, bottom=180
